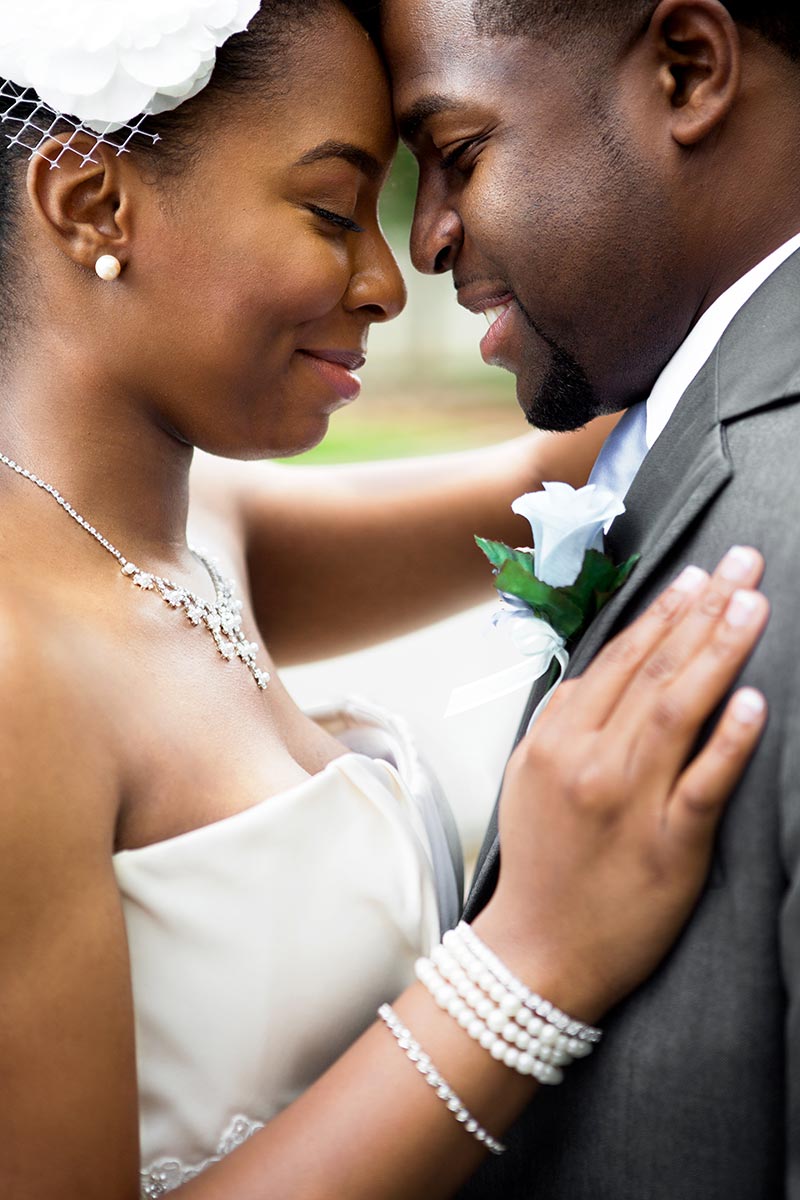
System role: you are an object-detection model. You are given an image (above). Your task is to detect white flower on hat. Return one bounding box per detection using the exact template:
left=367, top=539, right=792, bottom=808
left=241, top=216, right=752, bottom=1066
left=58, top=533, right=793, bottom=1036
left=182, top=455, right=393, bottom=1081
left=0, top=0, right=261, bottom=133
left=511, top=481, right=626, bottom=589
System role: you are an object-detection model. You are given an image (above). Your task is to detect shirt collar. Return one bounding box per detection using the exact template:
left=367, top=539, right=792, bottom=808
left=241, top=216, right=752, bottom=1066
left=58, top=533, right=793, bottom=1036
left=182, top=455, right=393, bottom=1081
left=645, top=231, right=800, bottom=449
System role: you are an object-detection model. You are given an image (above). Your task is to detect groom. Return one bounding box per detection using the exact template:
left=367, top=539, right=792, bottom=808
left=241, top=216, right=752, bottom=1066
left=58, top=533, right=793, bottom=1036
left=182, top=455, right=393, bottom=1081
left=378, top=1, right=800, bottom=1197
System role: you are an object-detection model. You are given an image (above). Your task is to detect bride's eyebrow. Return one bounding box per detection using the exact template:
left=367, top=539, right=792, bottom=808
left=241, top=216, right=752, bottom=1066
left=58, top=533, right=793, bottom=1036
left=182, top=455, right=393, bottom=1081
left=294, top=140, right=383, bottom=181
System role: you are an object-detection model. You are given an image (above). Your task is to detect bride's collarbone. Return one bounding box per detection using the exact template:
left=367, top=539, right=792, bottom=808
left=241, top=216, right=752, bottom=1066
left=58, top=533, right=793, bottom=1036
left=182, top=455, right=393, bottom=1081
left=114, top=693, right=350, bottom=853
left=108, top=655, right=345, bottom=850
left=0, top=557, right=345, bottom=854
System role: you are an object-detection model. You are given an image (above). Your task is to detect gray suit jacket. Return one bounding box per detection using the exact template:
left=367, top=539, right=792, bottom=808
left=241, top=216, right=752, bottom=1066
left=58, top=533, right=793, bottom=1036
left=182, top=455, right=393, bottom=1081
left=458, top=250, right=800, bottom=1199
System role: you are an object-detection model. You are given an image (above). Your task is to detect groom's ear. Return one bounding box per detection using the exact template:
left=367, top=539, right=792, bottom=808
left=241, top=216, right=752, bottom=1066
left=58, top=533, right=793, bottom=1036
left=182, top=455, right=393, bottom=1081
left=647, top=0, right=741, bottom=146
left=25, top=138, right=134, bottom=273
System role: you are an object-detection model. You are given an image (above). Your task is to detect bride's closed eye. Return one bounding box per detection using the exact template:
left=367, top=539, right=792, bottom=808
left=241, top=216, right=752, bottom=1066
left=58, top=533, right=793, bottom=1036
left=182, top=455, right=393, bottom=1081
left=307, top=204, right=365, bottom=234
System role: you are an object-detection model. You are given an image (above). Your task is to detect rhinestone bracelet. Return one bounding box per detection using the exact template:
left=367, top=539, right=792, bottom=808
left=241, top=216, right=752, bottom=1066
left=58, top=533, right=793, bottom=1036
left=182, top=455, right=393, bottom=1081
left=378, top=1004, right=506, bottom=1156
left=451, top=923, right=603, bottom=1045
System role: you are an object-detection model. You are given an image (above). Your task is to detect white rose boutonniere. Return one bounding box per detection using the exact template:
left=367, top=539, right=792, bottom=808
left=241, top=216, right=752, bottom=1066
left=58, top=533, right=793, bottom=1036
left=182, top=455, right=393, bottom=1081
left=446, top=482, right=638, bottom=717
left=511, top=481, right=625, bottom=588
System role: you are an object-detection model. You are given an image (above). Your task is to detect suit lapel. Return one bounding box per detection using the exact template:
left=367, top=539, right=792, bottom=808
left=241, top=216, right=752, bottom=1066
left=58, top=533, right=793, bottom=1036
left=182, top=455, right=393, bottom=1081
left=465, top=659, right=559, bottom=912
left=465, top=246, right=800, bottom=919
left=464, top=353, right=731, bottom=920
left=567, top=357, right=732, bottom=676
left=568, top=245, right=800, bottom=679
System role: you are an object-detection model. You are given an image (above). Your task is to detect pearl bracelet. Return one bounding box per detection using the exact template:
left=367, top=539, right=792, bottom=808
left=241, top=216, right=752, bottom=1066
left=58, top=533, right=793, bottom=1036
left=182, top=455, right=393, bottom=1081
left=451, top=923, right=603, bottom=1045
left=414, top=925, right=601, bottom=1086
left=439, top=935, right=596, bottom=1063
left=415, top=956, right=568, bottom=1084
left=378, top=1004, right=506, bottom=1156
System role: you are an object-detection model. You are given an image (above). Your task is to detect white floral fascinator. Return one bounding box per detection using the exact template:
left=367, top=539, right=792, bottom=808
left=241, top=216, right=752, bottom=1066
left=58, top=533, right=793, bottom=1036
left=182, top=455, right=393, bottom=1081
left=0, top=0, right=261, bottom=164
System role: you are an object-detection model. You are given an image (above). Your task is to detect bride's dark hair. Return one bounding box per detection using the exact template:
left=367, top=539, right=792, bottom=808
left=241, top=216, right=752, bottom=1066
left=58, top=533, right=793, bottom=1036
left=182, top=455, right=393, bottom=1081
left=0, top=0, right=379, bottom=321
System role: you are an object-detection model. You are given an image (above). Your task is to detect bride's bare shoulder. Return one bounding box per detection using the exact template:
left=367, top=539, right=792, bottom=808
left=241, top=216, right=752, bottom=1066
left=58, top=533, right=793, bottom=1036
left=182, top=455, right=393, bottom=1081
left=0, top=584, right=122, bottom=837
left=0, top=587, right=141, bottom=1190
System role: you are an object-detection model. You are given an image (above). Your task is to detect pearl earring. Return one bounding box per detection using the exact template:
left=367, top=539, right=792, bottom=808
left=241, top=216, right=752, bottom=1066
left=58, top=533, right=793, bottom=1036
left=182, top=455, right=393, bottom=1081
left=95, top=254, right=122, bottom=282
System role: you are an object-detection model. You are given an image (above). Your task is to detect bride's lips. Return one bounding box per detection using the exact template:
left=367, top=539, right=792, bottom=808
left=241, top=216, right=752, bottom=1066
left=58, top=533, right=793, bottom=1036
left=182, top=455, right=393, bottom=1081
left=297, top=348, right=366, bottom=402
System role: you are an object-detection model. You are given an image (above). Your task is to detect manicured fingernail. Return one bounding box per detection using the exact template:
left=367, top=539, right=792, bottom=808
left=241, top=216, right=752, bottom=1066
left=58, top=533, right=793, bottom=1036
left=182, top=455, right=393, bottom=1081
left=726, top=589, right=762, bottom=627
left=732, top=688, right=766, bottom=725
left=673, top=565, right=708, bottom=593
left=719, top=545, right=759, bottom=582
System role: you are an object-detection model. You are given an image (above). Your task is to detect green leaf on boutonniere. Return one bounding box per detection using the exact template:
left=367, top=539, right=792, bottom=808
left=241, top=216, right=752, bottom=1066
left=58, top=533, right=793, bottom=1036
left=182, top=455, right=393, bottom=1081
left=494, top=560, right=585, bottom=639
left=475, top=537, right=536, bottom=575
left=477, top=536, right=641, bottom=644
left=560, top=550, right=640, bottom=625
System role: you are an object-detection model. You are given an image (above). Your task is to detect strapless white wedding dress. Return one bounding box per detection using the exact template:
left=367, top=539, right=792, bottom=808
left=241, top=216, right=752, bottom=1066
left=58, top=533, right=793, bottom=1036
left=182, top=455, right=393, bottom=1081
left=112, top=698, right=464, bottom=1198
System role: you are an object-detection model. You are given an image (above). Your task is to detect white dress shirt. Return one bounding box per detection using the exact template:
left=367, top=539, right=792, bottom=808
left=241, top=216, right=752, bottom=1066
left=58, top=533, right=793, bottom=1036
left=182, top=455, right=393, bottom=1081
left=645, top=231, right=800, bottom=449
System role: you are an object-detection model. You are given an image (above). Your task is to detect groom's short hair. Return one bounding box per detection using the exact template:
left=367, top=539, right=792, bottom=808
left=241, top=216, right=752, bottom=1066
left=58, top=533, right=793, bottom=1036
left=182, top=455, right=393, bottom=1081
left=473, top=1, right=800, bottom=62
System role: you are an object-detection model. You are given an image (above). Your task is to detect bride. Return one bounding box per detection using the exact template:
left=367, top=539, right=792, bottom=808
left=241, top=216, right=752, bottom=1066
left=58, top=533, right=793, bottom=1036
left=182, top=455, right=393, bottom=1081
left=0, top=2, right=769, bottom=1197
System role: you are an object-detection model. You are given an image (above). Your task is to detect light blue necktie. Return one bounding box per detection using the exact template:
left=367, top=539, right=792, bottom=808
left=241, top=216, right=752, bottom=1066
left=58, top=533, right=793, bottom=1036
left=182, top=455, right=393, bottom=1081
left=588, top=401, right=649, bottom=500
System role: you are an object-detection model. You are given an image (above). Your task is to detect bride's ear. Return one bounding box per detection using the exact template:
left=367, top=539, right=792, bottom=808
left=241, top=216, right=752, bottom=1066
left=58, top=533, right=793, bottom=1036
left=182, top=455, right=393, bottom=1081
left=25, top=139, right=134, bottom=274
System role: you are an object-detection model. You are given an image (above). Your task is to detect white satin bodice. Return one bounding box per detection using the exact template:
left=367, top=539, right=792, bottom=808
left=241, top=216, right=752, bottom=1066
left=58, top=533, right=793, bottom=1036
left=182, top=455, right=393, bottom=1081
left=112, top=699, right=463, bottom=1197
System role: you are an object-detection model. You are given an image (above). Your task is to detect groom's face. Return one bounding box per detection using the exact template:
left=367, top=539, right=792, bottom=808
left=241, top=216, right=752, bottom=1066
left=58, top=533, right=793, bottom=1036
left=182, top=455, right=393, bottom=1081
left=382, top=0, right=694, bottom=432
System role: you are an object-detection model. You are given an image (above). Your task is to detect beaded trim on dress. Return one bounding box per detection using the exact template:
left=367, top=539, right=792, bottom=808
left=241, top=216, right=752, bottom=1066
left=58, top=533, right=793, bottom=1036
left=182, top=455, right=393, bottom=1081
left=140, top=1115, right=264, bottom=1197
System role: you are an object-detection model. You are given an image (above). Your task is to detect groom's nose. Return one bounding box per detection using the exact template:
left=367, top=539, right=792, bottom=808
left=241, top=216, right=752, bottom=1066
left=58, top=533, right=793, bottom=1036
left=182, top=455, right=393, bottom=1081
left=410, top=181, right=463, bottom=275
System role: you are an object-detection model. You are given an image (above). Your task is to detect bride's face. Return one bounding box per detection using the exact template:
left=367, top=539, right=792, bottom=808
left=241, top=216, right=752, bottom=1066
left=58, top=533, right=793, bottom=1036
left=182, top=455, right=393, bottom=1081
left=98, top=4, right=406, bottom=459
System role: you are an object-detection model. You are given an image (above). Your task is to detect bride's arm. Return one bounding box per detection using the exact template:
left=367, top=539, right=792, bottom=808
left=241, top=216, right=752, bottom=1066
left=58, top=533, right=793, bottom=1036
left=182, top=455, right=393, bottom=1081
left=1, top=552, right=768, bottom=1199
left=191, top=415, right=619, bottom=665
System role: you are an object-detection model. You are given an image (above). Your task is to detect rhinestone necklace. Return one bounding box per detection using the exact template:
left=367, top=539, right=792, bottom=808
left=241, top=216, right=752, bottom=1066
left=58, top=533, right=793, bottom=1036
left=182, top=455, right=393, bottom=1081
left=0, top=451, right=270, bottom=691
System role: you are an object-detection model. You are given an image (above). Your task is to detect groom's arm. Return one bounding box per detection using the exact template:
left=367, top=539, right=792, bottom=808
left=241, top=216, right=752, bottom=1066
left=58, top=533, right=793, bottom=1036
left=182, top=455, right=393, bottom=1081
left=191, top=415, right=618, bottom=663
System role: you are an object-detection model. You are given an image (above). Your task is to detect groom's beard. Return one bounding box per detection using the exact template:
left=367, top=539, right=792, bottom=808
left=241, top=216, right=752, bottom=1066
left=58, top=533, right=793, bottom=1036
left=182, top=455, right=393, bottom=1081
left=517, top=304, right=601, bottom=433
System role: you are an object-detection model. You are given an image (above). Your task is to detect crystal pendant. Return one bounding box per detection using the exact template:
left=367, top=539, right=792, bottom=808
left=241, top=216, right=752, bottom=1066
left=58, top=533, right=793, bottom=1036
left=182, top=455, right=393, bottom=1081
left=119, top=549, right=271, bottom=691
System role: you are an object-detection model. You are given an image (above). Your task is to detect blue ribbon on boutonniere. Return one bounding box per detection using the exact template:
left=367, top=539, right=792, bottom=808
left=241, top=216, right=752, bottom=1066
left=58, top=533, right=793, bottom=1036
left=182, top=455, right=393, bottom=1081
left=446, top=482, right=639, bottom=723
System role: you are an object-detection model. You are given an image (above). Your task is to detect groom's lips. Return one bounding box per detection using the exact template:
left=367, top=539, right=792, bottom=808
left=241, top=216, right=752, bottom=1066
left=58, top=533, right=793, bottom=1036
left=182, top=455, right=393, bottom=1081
left=479, top=303, right=516, bottom=367
left=457, top=286, right=519, bottom=368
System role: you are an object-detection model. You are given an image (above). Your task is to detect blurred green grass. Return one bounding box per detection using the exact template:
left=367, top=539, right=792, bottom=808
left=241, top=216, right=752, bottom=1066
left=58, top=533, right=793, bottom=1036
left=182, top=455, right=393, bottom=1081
left=292, top=424, right=472, bottom=464
left=292, top=400, right=523, bottom=463
left=288, top=365, right=524, bottom=464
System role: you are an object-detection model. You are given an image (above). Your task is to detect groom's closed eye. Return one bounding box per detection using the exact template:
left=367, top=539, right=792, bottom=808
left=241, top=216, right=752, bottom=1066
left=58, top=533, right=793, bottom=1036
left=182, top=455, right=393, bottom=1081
left=439, top=135, right=491, bottom=173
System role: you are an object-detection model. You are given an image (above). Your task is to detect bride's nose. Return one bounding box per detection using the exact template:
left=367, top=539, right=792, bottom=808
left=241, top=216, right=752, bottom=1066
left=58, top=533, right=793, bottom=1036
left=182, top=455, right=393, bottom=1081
left=346, top=230, right=407, bottom=322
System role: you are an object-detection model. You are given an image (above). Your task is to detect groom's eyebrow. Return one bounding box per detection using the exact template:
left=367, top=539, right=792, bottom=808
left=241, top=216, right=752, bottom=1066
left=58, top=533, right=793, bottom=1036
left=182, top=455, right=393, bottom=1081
left=294, top=140, right=383, bottom=182
left=397, top=95, right=460, bottom=141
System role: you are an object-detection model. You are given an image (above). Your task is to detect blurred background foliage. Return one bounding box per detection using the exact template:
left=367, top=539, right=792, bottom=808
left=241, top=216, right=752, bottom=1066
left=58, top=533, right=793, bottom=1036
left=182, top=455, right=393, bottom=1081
left=287, top=146, right=522, bottom=464
left=380, top=142, right=419, bottom=232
